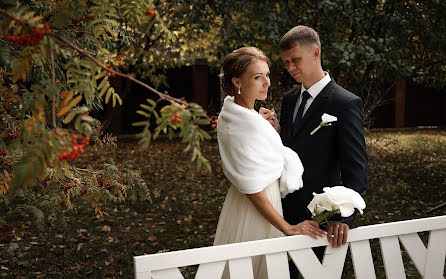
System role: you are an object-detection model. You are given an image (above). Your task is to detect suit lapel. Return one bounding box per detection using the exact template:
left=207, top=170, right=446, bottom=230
left=293, top=80, right=336, bottom=136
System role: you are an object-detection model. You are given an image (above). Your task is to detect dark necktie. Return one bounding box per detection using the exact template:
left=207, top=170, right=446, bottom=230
left=293, top=90, right=311, bottom=132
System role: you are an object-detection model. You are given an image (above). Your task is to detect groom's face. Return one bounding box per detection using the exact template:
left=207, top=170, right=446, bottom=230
left=281, top=43, right=318, bottom=83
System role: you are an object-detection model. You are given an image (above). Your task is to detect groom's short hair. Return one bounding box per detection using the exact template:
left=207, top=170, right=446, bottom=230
left=279, top=25, right=321, bottom=51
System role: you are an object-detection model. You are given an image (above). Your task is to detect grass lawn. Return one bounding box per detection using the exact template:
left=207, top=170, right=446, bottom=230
left=1, top=129, right=445, bottom=278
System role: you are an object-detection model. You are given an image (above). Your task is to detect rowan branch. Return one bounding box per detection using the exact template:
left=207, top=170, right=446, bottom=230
left=47, top=34, right=189, bottom=108
left=0, top=8, right=189, bottom=108
left=50, top=42, right=57, bottom=130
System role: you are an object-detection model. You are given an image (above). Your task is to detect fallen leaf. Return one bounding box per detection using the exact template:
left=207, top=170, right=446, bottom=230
left=102, top=225, right=111, bottom=232
left=147, top=236, right=157, bottom=241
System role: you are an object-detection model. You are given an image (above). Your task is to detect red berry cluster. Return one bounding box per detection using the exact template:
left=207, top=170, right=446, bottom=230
left=106, top=66, right=115, bottom=77
left=58, top=135, right=90, bottom=161
left=72, top=16, right=93, bottom=24
left=4, top=24, right=51, bottom=46
left=97, top=178, right=111, bottom=188
left=145, top=9, right=157, bottom=16
left=211, top=119, right=218, bottom=129
left=7, top=129, right=20, bottom=139
left=0, top=148, right=6, bottom=156
left=61, top=180, right=78, bottom=190
left=170, top=114, right=182, bottom=123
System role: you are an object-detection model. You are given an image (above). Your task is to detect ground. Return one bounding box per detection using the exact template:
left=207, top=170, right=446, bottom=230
left=0, top=129, right=445, bottom=278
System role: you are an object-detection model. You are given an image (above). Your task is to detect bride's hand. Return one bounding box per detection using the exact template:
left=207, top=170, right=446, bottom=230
left=259, top=107, right=280, bottom=133
left=284, top=220, right=326, bottom=239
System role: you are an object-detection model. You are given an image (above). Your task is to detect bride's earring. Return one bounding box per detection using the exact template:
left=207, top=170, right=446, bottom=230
left=237, top=86, right=241, bottom=95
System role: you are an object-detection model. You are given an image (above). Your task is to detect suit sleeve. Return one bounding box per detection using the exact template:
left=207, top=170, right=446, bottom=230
left=337, top=97, right=368, bottom=194
left=334, top=97, right=368, bottom=228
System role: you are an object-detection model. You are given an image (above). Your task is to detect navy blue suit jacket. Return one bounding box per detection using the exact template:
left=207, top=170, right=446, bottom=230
left=280, top=80, right=368, bottom=227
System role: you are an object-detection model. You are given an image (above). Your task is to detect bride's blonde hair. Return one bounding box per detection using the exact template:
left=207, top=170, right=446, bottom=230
left=220, top=47, right=270, bottom=96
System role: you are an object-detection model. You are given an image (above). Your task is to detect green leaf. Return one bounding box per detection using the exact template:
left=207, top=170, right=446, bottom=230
left=194, top=119, right=211, bottom=125
left=97, top=76, right=109, bottom=91
left=64, top=110, right=77, bottom=124
left=146, top=98, right=156, bottom=106
left=80, top=115, right=95, bottom=122
left=136, top=110, right=151, bottom=118
left=132, top=121, right=149, bottom=127
left=105, top=87, right=114, bottom=104
left=82, top=123, right=93, bottom=137
left=140, top=104, right=153, bottom=111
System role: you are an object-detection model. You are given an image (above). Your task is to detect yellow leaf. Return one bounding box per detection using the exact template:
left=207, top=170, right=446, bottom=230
left=57, top=105, right=71, bottom=117
left=35, top=101, right=45, bottom=122
left=7, top=20, right=16, bottom=31
left=28, top=16, right=43, bottom=25
left=21, top=66, right=27, bottom=81
left=0, top=183, right=8, bottom=195
left=61, top=90, right=74, bottom=107
left=3, top=170, right=10, bottom=181
left=69, top=95, right=83, bottom=108
left=58, top=95, right=82, bottom=117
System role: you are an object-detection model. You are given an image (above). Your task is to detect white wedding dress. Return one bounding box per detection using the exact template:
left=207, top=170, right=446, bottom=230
left=213, top=180, right=284, bottom=279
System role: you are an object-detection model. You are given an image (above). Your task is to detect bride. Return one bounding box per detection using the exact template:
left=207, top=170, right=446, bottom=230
left=213, top=46, right=326, bottom=278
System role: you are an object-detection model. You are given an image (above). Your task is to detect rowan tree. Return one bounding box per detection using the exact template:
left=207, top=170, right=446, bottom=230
left=0, top=0, right=211, bottom=225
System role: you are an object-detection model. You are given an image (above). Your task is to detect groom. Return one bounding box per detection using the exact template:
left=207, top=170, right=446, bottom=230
left=262, top=25, right=367, bottom=252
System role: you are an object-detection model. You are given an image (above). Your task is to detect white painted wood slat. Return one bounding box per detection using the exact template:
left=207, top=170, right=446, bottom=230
left=288, top=245, right=348, bottom=279
left=380, top=236, right=406, bottom=279
left=322, top=245, right=349, bottom=278
left=350, top=239, right=376, bottom=279
left=151, top=267, right=184, bottom=279
left=423, top=229, right=446, bottom=279
left=195, top=261, right=226, bottom=279
left=228, top=257, right=254, bottom=279
left=265, top=252, right=290, bottom=279
left=134, top=271, right=150, bottom=279
left=398, top=233, right=427, bottom=276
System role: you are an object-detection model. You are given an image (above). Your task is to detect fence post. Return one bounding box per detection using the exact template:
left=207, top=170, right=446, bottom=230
left=192, top=58, right=209, bottom=111
left=394, top=80, right=406, bottom=128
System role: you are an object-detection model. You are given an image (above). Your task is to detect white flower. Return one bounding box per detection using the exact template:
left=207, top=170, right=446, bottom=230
left=307, top=193, right=335, bottom=215
left=321, top=113, right=337, bottom=124
left=324, top=186, right=366, bottom=216
left=310, top=113, right=338, bottom=135
left=307, top=186, right=366, bottom=218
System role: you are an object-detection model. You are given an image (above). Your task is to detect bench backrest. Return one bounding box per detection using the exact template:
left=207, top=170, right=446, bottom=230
left=134, top=215, right=446, bottom=279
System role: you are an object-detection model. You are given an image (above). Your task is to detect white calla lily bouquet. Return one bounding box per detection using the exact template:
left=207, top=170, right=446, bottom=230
left=307, top=186, right=366, bottom=225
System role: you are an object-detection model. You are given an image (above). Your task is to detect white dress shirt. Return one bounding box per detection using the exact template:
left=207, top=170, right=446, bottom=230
left=293, top=72, right=331, bottom=122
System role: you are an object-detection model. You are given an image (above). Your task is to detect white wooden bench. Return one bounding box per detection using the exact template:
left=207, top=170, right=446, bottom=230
left=134, top=215, right=446, bottom=278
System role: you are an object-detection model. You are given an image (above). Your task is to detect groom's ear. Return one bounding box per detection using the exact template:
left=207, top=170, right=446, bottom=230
left=313, top=46, right=320, bottom=60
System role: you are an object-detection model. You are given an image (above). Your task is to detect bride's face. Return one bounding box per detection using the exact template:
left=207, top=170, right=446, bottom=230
left=234, top=59, right=270, bottom=101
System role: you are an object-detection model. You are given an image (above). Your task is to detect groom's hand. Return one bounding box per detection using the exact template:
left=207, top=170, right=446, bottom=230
left=327, top=222, right=349, bottom=248
left=259, top=107, right=280, bottom=133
